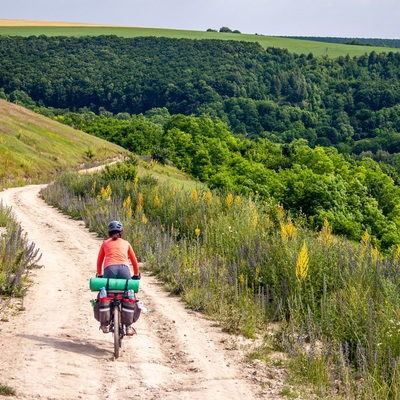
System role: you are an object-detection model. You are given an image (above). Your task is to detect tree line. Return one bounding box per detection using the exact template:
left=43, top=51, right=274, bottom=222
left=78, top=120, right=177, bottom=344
left=3, top=35, right=400, bottom=249
left=1, top=35, right=400, bottom=157
left=49, top=110, right=400, bottom=251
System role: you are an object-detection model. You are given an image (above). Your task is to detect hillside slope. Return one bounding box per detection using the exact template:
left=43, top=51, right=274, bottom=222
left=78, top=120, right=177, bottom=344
left=0, top=100, right=128, bottom=188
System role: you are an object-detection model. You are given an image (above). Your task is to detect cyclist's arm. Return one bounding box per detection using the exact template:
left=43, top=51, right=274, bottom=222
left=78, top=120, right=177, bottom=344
left=97, top=245, right=105, bottom=276
left=128, top=245, right=139, bottom=276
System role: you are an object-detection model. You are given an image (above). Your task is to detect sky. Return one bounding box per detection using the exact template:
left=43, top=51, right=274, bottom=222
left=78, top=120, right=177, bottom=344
left=3, top=0, right=400, bottom=39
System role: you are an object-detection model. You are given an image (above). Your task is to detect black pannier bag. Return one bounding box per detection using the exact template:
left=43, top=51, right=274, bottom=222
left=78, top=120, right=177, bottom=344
left=93, top=296, right=112, bottom=324
left=121, top=298, right=141, bottom=325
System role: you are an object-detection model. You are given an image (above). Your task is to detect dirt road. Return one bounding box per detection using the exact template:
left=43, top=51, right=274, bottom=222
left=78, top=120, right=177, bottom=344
left=0, top=184, right=287, bottom=399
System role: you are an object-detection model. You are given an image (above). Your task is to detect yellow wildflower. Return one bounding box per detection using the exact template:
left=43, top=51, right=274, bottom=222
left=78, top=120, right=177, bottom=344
left=154, top=194, right=161, bottom=208
left=91, top=180, right=97, bottom=195
left=360, top=230, right=370, bottom=246
left=123, top=195, right=131, bottom=209
left=296, top=241, right=309, bottom=281
left=136, top=193, right=143, bottom=212
left=225, top=193, right=233, bottom=206
left=203, top=190, right=213, bottom=206
left=100, top=184, right=112, bottom=200
left=278, top=204, right=285, bottom=220
left=195, top=226, right=201, bottom=236
left=252, top=209, right=258, bottom=228
left=191, top=188, right=199, bottom=203
left=372, top=247, right=380, bottom=263
left=142, top=213, right=148, bottom=224
left=394, top=245, right=400, bottom=262
left=281, top=220, right=297, bottom=239
left=127, top=207, right=133, bottom=218
left=318, top=219, right=332, bottom=246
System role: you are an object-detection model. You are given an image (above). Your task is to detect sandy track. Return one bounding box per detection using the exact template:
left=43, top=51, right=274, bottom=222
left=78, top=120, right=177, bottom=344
left=0, top=185, right=273, bottom=399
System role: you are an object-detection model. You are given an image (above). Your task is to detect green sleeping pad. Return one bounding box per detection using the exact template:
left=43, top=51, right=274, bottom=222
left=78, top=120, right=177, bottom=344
left=89, top=277, right=140, bottom=292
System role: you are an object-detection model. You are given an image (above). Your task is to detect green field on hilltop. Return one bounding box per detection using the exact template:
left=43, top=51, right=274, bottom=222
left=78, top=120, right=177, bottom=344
left=0, top=25, right=394, bottom=58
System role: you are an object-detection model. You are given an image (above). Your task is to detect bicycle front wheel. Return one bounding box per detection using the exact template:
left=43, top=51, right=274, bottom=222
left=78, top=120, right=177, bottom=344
left=113, top=304, right=120, bottom=359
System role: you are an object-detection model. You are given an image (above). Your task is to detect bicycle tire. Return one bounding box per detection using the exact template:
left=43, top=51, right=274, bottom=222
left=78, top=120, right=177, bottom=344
left=113, top=304, right=120, bottom=358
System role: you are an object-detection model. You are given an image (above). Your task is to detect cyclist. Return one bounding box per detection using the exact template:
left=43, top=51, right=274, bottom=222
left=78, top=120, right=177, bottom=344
left=96, top=220, right=140, bottom=335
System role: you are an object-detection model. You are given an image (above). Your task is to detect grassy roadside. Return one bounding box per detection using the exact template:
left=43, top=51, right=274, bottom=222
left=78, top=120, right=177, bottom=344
left=40, top=160, right=400, bottom=398
left=0, top=100, right=129, bottom=189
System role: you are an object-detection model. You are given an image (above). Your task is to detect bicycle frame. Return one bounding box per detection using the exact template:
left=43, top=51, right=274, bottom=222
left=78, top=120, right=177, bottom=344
left=108, top=291, right=125, bottom=358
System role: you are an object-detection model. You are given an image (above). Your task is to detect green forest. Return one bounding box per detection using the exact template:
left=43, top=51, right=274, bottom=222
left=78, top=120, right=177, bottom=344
left=3, top=31, right=400, bottom=398
left=3, top=35, right=400, bottom=250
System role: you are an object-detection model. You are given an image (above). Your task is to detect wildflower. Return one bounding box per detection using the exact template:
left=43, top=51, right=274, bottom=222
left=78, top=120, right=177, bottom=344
left=125, top=182, right=131, bottom=191
left=394, top=245, right=400, bottom=262
left=234, top=195, right=241, bottom=205
left=225, top=193, right=233, bottom=206
left=154, top=194, right=161, bottom=208
left=296, top=241, right=309, bottom=281
left=372, top=247, right=380, bottom=263
left=318, top=219, right=332, bottom=246
left=123, top=195, right=131, bottom=209
left=278, top=204, right=284, bottom=220
left=191, top=188, right=199, bottom=203
left=195, top=226, right=201, bottom=236
left=281, top=220, right=296, bottom=240
left=100, top=184, right=112, bottom=201
left=252, top=209, right=258, bottom=228
left=91, top=180, right=97, bottom=195
left=136, top=193, right=143, bottom=212
left=360, top=230, right=370, bottom=246
left=142, top=213, right=148, bottom=224
left=239, top=273, right=245, bottom=285
left=203, top=190, right=213, bottom=206
left=127, top=207, right=133, bottom=218
left=133, top=177, right=138, bottom=185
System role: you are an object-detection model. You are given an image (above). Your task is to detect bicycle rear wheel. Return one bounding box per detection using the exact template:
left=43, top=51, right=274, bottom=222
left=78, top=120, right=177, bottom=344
left=113, top=304, right=120, bottom=358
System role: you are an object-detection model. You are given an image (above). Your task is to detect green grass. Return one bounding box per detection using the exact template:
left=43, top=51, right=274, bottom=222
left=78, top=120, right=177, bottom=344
left=0, top=100, right=199, bottom=190
left=0, top=384, right=16, bottom=396
left=137, top=158, right=207, bottom=192
left=0, top=100, right=129, bottom=188
left=0, top=26, right=395, bottom=58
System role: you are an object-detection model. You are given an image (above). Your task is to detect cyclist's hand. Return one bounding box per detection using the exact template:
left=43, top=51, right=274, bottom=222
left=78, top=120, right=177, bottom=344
left=131, top=273, right=141, bottom=280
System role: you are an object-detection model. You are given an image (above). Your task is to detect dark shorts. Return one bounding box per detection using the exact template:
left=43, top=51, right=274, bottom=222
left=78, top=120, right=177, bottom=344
left=104, top=264, right=131, bottom=279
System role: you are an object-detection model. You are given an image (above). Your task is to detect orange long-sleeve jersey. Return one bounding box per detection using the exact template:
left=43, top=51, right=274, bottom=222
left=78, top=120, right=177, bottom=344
left=97, top=237, right=139, bottom=276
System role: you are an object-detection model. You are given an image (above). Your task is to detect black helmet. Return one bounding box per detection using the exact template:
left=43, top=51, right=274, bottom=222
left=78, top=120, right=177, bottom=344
left=108, top=220, right=123, bottom=232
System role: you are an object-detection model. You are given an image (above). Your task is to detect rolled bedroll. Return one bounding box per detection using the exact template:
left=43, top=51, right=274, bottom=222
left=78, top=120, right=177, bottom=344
left=89, top=277, right=140, bottom=292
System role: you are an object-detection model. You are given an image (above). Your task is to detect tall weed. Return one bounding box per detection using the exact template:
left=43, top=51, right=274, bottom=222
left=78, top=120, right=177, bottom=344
left=0, top=201, right=42, bottom=297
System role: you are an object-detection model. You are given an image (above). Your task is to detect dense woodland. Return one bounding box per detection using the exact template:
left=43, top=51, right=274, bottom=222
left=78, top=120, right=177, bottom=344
left=2, top=35, right=400, bottom=153
left=3, top=35, right=400, bottom=249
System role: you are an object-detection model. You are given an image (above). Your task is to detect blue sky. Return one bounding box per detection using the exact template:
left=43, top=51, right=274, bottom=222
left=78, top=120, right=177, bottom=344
left=3, top=0, right=399, bottom=39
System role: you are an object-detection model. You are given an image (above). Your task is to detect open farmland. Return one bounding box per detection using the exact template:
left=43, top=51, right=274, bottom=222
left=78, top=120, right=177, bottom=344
left=0, top=19, right=394, bottom=58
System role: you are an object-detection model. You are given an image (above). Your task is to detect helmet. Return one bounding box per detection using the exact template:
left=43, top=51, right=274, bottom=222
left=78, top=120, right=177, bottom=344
left=108, top=220, right=123, bottom=232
